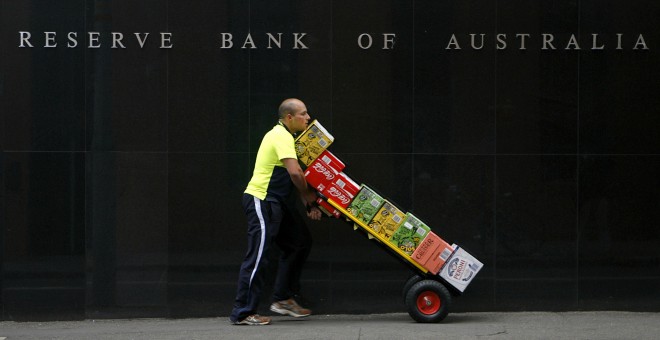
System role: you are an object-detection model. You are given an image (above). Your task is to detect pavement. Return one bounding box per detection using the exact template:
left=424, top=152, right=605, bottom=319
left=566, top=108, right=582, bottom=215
left=1, top=312, right=659, bottom=339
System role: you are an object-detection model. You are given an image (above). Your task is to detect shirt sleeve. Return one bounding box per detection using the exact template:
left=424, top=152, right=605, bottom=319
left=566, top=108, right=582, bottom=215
left=273, top=128, right=297, bottom=161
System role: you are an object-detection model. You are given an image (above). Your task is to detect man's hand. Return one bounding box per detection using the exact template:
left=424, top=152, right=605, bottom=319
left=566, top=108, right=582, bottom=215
left=302, top=189, right=318, bottom=206
left=306, top=206, right=322, bottom=220
left=282, top=158, right=321, bottom=210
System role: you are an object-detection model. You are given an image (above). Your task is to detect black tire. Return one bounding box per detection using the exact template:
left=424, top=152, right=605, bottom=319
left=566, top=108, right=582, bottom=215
left=402, top=274, right=424, bottom=303
left=405, top=280, right=451, bottom=323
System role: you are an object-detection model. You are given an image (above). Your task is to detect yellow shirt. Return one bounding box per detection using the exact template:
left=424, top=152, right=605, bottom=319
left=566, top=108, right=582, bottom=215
left=244, top=123, right=297, bottom=201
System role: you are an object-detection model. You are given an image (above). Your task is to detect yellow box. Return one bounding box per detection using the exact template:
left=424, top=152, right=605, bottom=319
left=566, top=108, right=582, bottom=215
left=295, top=120, right=334, bottom=166
left=367, top=201, right=406, bottom=240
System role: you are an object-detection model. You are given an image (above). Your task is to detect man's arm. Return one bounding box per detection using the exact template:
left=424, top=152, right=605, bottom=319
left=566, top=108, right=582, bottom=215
left=282, top=158, right=316, bottom=204
left=282, top=158, right=322, bottom=220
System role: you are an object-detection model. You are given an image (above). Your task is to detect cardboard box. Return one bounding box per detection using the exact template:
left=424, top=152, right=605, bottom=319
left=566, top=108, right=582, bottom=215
left=306, top=161, right=359, bottom=209
left=295, top=120, right=334, bottom=166
left=317, top=150, right=345, bottom=173
left=426, top=239, right=456, bottom=274
left=322, top=179, right=355, bottom=208
left=304, top=156, right=339, bottom=192
left=438, top=245, right=483, bottom=292
left=367, top=201, right=406, bottom=240
left=346, top=185, right=385, bottom=224
left=411, top=232, right=455, bottom=274
left=332, top=172, right=360, bottom=196
left=316, top=197, right=341, bottom=218
left=389, top=213, right=431, bottom=256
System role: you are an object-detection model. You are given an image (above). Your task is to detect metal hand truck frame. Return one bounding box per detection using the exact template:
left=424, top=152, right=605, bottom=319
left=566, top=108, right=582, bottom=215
left=325, top=198, right=463, bottom=323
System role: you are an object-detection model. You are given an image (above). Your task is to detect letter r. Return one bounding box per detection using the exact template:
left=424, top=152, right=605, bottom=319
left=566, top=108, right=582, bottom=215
left=19, top=31, right=33, bottom=47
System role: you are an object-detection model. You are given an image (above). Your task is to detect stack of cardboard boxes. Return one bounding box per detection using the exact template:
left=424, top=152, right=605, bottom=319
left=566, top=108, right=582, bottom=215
left=303, top=149, right=360, bottom=218
left=295, top=120, right=482, bottom=290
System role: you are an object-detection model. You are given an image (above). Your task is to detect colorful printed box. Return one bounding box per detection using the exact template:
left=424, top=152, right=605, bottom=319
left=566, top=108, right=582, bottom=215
left=411, top=231, right=455, bottom=274
left=332, top=172, right=360, bottom=197
left=322, top=172, right=360, bottom=209
left=389, top=213, right=431, bottom=256
left=368, top=201, right=406, bottom=240
left=316, top=197, right=341, bottom=218
left=438, top=245, right=483, bottom=292
left=304, top=153, right=340, bottom=192
left=305, top=155, right=359, bottom=211
left=295, top=120, right=334, bottom=166
left=316, top=150, right=345, bottom=173
left=346, top=185, right=385, bottom=224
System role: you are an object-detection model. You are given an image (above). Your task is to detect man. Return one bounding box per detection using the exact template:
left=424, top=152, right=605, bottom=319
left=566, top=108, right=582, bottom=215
left=229, top=98, right=322, bottom=326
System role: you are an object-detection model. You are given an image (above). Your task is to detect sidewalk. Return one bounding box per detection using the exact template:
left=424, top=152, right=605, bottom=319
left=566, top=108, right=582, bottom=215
left=2, top=312, right=659, bottom=339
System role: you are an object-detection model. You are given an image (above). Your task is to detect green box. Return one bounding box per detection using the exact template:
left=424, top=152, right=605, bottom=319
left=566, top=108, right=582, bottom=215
left=389, top=213, right=431, bottom=256
left=346, top=185, right=385, bottom=224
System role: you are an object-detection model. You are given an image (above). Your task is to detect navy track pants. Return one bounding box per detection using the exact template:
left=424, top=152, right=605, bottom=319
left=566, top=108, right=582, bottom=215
left=229, top=193, right=312, bottom=322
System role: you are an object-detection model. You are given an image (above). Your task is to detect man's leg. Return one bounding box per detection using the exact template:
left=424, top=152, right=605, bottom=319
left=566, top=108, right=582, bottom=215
left=270, top=204, right=313, bottom=317
left=230, top=195, right=282, bottom=323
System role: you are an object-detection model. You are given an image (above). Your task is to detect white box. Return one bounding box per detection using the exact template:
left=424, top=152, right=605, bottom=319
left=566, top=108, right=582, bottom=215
left=438, top=245, right=483, bottom=292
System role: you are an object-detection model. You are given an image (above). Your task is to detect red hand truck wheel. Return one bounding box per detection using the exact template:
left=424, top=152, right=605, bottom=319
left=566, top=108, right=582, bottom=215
left=404, top=279, right=451, bottom=323
left=417, top=291, right=441, bottom=315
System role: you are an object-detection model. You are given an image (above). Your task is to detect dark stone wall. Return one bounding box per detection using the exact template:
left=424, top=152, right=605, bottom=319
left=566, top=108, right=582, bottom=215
left=1, top=0, right=659, bottom=320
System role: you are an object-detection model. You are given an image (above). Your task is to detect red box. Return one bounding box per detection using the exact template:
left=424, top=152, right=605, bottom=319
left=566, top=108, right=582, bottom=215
left=411, top=232, right=454, bottom=274
left=316, top=150, right=345, bottom=173
left=304, top=157, right=339, bottom=192
left=316, top=197, right=341, bottom=218
left=322, top=172, right=360, bottom=209
left=426, top=239, right=455, bottom=274
left=332, top=172, right=360, bottom=197
left=322, top=181, right=354, bottom=208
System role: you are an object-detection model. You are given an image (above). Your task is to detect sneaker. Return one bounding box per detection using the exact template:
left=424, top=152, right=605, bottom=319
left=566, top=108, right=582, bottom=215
left=232, top=314, right=271, bottom=325
left=270, top=298, right=312, bottom=318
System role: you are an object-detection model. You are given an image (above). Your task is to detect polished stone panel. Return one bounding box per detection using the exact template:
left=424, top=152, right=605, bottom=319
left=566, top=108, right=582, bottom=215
left=85, top=1, right=168, bottom=152
left=2, top=2, right=86, bottom=151
left=0, top=153, right=3, bottom=312
left=167, top=1, right=250, bottom=153
left=168, top=152, right=250, bottom=261
left=496, top=156, right=578, bottom=277
left=414, top=1, right=497, bottom=155
left=85, top=152, right=168, bottom=318
left=579, top=0, right=660, bottom=154
left=496, top=1, right=579, bottom=154
left=167, top=152, right=251, bottom=315
left=412, top=155, right=494, bottom=248
left=2, top=152, right=86, bottom=320
left=578, top=156, right=660, bottom=310
left=331, top=0, right=414, bottom=155
left=495, top=155, right=578, bottom=310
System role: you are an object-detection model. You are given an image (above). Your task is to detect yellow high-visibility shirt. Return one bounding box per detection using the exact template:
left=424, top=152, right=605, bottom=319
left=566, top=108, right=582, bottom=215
left=244, top=123, right=297, bottom=202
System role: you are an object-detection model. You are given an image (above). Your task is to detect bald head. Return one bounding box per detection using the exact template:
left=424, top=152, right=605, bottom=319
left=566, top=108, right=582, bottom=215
left=278, top=98, right=305, bottom=120
left=277, top=98, right=310, bottom=133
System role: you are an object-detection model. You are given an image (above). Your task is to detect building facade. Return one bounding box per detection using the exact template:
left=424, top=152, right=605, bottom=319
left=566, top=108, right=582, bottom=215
left=1, top=0, right=659, bottom=320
